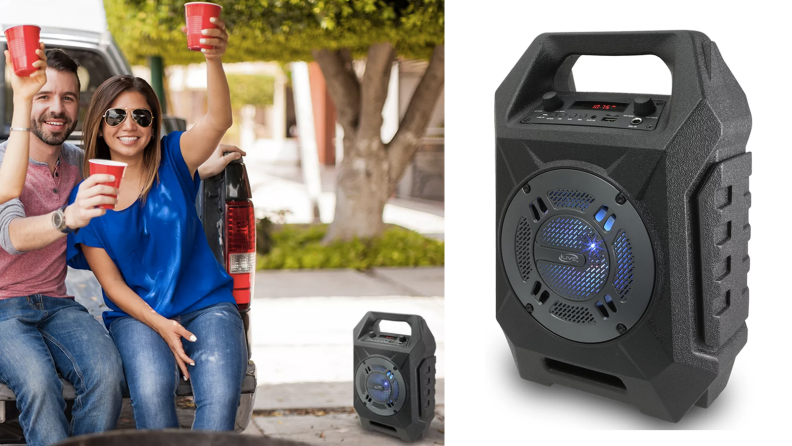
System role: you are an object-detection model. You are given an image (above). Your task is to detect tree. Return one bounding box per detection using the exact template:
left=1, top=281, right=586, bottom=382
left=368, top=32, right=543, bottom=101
left=105, top=0, right=445, bottom=242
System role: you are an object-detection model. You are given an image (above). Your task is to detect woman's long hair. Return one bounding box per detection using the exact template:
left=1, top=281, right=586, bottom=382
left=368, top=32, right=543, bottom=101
left=82, top=75, right=162, bottom=202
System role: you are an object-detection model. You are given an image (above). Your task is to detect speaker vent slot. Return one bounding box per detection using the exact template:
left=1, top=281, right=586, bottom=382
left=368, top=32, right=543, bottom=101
left=536, top=197, right=548, bottom=214
left=515, top=217, right=533, bottom=281
left=544, top=358, right=626, bottom=390
left=595, top=300, right=609, bottom=319
left=549, top=301, right=595, bottom=324
left=369, top=420, right=398, bottom=433
left=613, top=230, right=634, bottom=300
left=547, top=189, right=595, bottom=210
left=529, top=203, right=540, bottom=221
left=604, top=295, right=617, bottom=313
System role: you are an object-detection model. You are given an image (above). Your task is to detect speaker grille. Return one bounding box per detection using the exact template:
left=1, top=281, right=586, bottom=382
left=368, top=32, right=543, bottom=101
left=613, top=230, right=635, bottom=300
left=538, top=262, right=609, bottom=300
left=537, top=216, right=593, bottom=251
left=547, top=189, right=595, bottom=210
left=515, top=217, right=532, bottom=281
left=550, top=301, right=596, bottom=324
left=536, top=217, right=609, bottom=299
left=363, top=364, right=400, bottom=405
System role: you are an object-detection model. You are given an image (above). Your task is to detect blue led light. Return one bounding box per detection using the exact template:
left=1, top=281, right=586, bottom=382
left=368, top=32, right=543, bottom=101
left=595, top=206, right=608, bottom=222
left=604, top=214, right=617, bottom=231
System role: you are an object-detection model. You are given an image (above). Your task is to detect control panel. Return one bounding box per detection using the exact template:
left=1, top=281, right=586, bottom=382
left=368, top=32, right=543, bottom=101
left=521, top=91, right=666, bottom=131
left=366, top=331, right=409, bottom=346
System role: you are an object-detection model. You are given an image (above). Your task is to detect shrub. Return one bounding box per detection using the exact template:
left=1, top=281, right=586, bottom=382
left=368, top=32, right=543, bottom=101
left=256, top=223, right=444, bottom=270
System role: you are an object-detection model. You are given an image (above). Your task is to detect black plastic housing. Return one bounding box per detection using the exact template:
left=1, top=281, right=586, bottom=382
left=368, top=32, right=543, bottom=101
left=353, top=312, right=437, bottom=442
left=495, top=31, right=752, bottom=422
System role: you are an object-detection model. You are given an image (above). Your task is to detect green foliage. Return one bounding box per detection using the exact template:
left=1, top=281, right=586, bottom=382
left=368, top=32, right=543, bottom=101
left=257, top=223, right=444, bottom=270
left=228, top=74, right=275, bottom=109
left=104, top=0, right=444, bottom=66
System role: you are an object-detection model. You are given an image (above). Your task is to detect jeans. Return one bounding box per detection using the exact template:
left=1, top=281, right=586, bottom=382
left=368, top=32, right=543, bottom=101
left=110, top=301, right=247, bottom=430
left=0, top=295, right=124, bottom=446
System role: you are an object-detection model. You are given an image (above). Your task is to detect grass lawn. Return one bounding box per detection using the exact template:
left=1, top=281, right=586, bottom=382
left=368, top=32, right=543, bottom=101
left=256, top=223, right=444, bottom=270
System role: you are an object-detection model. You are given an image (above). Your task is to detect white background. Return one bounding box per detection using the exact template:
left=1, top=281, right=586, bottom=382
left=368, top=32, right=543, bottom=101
left=444, top=0, right=790, bottom=442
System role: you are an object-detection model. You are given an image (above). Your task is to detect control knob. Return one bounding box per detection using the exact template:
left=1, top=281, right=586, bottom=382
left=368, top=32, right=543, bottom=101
left=633, top=97, right=657, bottom=117
left=542, top=91, right=564, bottom=112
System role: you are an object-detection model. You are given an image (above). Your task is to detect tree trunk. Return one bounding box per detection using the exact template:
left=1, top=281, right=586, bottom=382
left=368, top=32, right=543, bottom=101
left=312, top=44, right=445, bottom=243
left=325, top=136, right=390, bottom=241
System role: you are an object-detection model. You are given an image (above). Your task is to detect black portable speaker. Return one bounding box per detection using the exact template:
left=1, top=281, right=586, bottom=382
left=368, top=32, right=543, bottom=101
left=495, top=31, right=751, bottom=422
left=353, top=312, right=436, bottom=442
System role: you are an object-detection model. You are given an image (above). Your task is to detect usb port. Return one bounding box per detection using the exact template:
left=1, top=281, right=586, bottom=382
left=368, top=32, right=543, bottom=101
left=602, top=117, right=617, bottom=122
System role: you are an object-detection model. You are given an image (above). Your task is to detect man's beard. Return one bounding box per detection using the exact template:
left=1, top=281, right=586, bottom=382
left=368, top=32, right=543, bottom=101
left=31, top=112, right=78, bottom=146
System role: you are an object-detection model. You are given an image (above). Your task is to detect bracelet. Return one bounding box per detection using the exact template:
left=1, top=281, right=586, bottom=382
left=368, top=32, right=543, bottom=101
left=10, top=127, right=31, bottom=132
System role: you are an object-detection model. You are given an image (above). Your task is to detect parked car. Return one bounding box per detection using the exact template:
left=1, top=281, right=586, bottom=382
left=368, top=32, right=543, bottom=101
left=0, top=25, right=257, bottom=442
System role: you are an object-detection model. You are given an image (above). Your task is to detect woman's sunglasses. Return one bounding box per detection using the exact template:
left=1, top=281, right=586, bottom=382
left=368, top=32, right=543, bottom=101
left=103, top=108, right=154, bottom=128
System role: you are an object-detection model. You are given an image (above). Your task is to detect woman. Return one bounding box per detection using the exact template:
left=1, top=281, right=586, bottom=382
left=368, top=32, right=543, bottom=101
left=67, top=18, right=246, bottom=431
left=0, top=44, right=46, bottom=204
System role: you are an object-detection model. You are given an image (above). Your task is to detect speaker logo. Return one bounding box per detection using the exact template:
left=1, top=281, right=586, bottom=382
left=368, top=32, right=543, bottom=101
left=558, top=253, right=580, bottom=263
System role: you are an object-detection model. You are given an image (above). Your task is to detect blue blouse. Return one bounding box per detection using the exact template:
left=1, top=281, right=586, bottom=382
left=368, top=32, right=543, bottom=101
left=67, top=131, right=235, bottom=328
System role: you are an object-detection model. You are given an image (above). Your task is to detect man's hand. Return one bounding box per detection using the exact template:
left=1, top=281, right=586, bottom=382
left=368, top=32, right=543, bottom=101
left=6, top=43, right=47, bottom=101
left=197, top=144, right=246, bottom=179
left=64, top=174, right=119, bottom=229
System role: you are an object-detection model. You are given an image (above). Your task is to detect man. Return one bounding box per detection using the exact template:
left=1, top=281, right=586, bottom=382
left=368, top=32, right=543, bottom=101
left=0, top=49, right=244, bottom=446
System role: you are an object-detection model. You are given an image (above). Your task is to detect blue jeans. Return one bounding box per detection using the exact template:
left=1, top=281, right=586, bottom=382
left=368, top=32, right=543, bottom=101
left=0, top=295, right=124, bottom=446
left=110, top=301, right=247, bottom=431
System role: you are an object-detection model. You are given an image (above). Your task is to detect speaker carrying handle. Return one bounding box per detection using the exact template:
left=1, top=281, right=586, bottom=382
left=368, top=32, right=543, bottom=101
left=360, top=311, right=427, bottom=342
left=500, top=30, right=713, bottom=123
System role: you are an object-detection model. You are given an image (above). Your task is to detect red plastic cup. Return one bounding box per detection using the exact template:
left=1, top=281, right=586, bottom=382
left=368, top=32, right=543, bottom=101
left=185, top=2, right=222, bottom=51
left=4, top=25, right=41, bottom=77
left=89, top=159, right=127, bottom=210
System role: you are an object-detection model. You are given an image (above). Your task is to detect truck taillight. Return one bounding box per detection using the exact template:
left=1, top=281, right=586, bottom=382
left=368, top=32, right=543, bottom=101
left=224, top=201, right=255, bottom=311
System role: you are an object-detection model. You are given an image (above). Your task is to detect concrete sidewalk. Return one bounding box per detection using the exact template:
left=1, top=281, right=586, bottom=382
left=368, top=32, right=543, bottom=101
left=245, top=267, right=445, bottom=444
left=249, top=268, right=444, bottom=385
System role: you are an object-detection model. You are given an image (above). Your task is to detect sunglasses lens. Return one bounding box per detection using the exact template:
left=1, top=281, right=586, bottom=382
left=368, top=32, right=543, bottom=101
left=105, top=109, right=126, bottom=127
left=132, top=109, right=153, bottom=127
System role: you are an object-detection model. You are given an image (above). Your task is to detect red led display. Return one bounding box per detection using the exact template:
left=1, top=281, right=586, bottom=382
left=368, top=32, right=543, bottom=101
left=570, top=101, right=629, bottom=112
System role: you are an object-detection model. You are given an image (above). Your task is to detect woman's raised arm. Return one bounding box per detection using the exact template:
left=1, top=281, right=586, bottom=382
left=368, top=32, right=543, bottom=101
left=180, top=17, right=233, bottom=177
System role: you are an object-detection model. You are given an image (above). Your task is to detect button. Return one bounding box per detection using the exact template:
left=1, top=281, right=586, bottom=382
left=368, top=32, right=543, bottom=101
left=549, top=113, right=557, bottom=117
left=399, top=336, right=407, bottom=343
left=53, top=188, right=58, bottom=194
left=558, top=113, right=567, bottom=117
left=569, top=113, right=577, bottom=118
left=579, top=114, right=587, bottom=118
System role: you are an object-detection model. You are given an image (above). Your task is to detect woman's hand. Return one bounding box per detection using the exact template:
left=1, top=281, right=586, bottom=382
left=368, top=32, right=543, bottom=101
left=5, top=43, right=47, bottom=100
left=201, top=17, right=229, bottom=60
left=181, top=17, right=229, bottom=61
left=151, top=316, right=197, bottom=380
left=197, top=144, right=246, bottom=178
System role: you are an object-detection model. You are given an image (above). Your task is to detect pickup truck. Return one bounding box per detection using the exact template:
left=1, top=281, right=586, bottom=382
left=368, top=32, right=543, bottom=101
left=0, top=26, right=257, bottom=442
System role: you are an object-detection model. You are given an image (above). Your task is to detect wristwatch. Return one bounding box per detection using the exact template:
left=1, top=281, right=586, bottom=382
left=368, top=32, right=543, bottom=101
left=52, top=206, right=76, bottom=234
